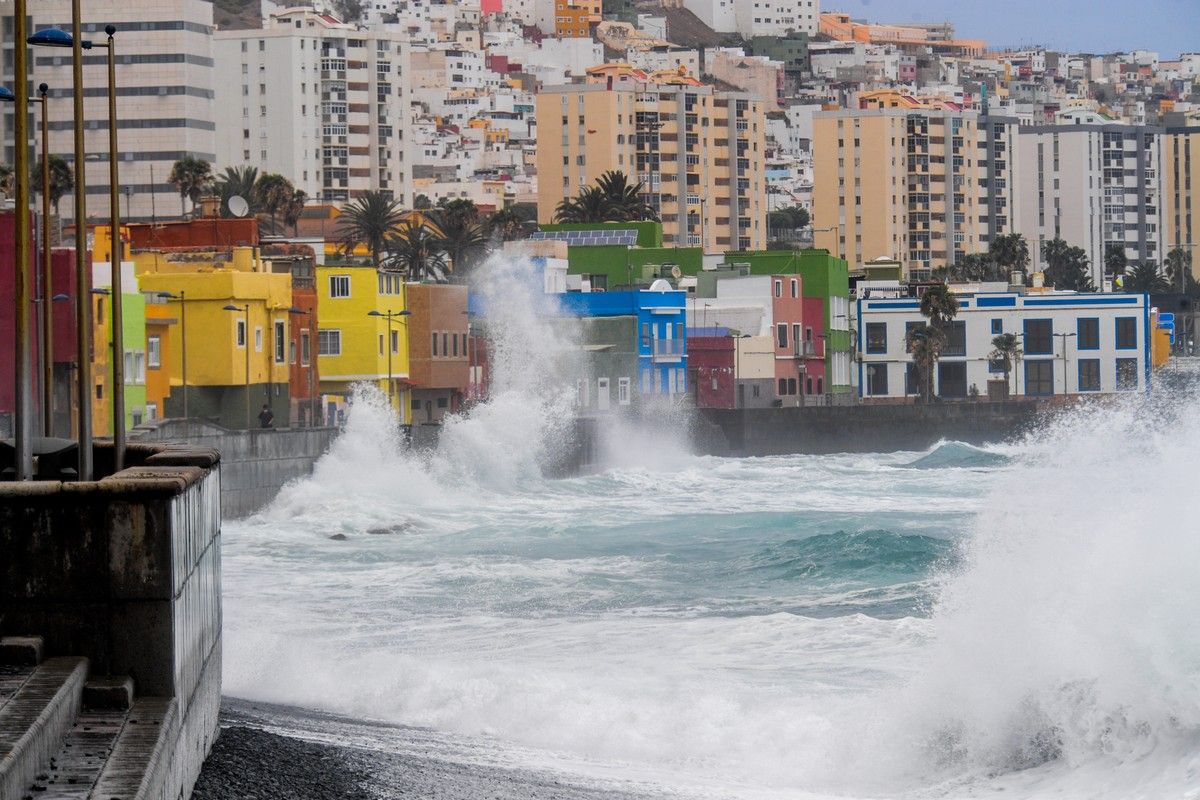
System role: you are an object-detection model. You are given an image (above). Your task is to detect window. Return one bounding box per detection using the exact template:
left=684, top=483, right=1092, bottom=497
left=289, top=341, right=296, bottom=364
left=790, top=279, right=798, bottom=298
left=147, top=335, right=161, bottom=368
left=452, top=333, right=458, bottom=357
left=432, top=333, right=439, bottom=356
left=1115, top=317, right=1137, bottom=349
left=943, top=321, right=967, bottom=357
left=777, top=323, right=788, bottom=349
left=318, top=329, right=341, bottom=356
left=391, top=330, right=399, bottom=354
left=991, top=318, right=1003, bottom=335
left=866, top=364, right=889, bottom=395
left=787, top=378, right=797, bottom=395
left=774, top=279, right=782, bottom=298
left=1078, top=359, right=1100, bottom=391
left=124, top=351, right=146, bottom=385
left=1025, top=360, right=1054, bottom=396
left=255, top=327, right=263, bottom=353
left=1077, top=318, right=1100, bottom=350
left=618, top=377, right=631, bottom=405
left=329, top=275, right=351, bottom=298
left=442, top=332, right=449, bottom=357
left=865, top=322, right=887, bottom=354
left=904, top=321, right=921, bottom=353
left=778, top=378, right=787, bottom=396
left=300, top=330, right=311, bottom=365
left=236, top=319, right=246, bottom=348
left=988, top=356, right=1007, bottom=373
left=1024, top=319, right=1052, bottom=355
left=905, top=363, right=920, bottom=395
left=274, top=320, right=286, bottom=363
left=1116, top=358, right=1139, bottom=390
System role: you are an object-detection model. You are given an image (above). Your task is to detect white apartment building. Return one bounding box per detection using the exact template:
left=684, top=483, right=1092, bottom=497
left=213, top=7, right=413, bottom=206
left=0, top=0, right=216, bottom=223
left=684, top=0, right=818, bottom=37
left=856, top=291, right=1151, bottom=400
left=1012, top=124, right=1164, bottom=287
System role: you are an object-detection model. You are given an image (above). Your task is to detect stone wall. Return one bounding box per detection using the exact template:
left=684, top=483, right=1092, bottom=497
left=132, top=420, right=336, bottom=519
left=0, top=443, right=223, bottom=800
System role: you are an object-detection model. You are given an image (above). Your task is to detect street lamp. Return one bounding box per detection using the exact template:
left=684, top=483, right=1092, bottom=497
left=29, top=11, right=92, bottom=479
left=223, top=304, right=251, bottom=428
left=287, top=306, right=317, bottom=427
left=367, top=309, right=410, bottom=416
left=156, top=292, right=188, bottom=419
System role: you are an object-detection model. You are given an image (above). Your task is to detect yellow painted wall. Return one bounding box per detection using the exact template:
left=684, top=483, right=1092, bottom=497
left=315, top=265, right=411, bottom=422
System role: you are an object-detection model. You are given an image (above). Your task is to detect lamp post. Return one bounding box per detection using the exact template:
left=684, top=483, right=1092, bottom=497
left=156, top=292, right=188, bottom=418
left=1054, top=332, right=1076, bottom=395
left=287, top=306, right=317, bottom=427
left=29, top=17, right=92, bottom=479
left=367, top=309, right=410, bottom=417
left=223, top=304, right=251, bottom=428
left=7, top=0, right=31, bottom=478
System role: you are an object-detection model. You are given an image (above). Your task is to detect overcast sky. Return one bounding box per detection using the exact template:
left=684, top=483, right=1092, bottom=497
left=832, top=0, right=1195, bottom=58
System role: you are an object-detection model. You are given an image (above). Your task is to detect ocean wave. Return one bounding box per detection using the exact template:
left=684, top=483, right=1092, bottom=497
left=902, top=440, right=1011, bottom=470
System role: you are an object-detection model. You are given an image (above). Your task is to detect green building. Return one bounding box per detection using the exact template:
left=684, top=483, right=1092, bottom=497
left=537, top=222, right=704, bottom=290
left=745, top=35, right=810, bottom=77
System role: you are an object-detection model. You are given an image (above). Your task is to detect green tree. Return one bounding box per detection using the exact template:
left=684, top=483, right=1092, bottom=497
left=413, top=193, right=432, bottom=210
left=940, top=252, right=1007, bottom=283
left=1104, top=244, right=1128, bottom=287
left=0, top=165, right=13, bottom=198
left=1164, top=247, right=1195, bottom=294
left=488, top=205, right=528, bottom=241
left=167, top=157, right=213, bottom=216
left=988, top=233, right=1030, bottom=276
left=595, top=170, right=659, bottom=222
left=31, top=155, right=74, bottom=215
left=1122, top=261, right=1170, bottom=293
left=215, top=166, right=260, bottom=217
left=906, top=325, right=945, bottom=404
left=767, top=205, right=810, bottom=236
left=919, top=283, right=960, bottom=332
left=554, top=185, right=609, bottom=223
left=385, top=219, right=447, bottom=281
left=281, top=189, right=307, bottom=235
left=253, top=172, right=295, bottom=234
left=989, top=333, right=1023, bottom=397
left=429, top=203, right=488, bottom=276
left=1042, top=238, right=1095, bottom=292
left=336, top=191, right=404, bottom=266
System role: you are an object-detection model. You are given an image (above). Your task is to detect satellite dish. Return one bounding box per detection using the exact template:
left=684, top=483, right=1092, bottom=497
left=228, top=195, right=249, bottom=218
left=670, top=265, right=682, bottom=280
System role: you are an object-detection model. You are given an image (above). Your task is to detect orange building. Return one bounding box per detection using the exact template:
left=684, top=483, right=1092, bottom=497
left=555, top=0, right=601, bottom=38
left=819, top=12, right=985, bottom=58
left=144, top=296, right=177, bottom=421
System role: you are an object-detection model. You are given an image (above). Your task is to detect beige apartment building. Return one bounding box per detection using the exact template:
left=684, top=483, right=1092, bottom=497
left=1164, top=127, right=1200, bottom=278
left=0, top=0, right=216, bottom=223
left=213, top=7, right=412, bottom=206
left=812, top=108, right=1016, bottom=276
left=536, top=65, right=767, bottom=251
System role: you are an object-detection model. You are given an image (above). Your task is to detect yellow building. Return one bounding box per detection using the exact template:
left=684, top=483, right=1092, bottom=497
left=1164, top=127, right=1200, bottom=279
left=812, top=108, right=1014, bottom=276
left=315, top=264, right=411, bottom=424
left=536, top=64, right=768, bottom=252
left=135, top=247, right=294, bottom=429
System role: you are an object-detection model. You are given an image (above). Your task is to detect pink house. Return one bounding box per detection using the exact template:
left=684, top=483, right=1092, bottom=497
left=770, top=274, right=805, bottom=405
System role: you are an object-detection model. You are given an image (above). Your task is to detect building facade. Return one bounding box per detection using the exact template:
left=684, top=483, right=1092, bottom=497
left=213, top=7, right=413, bottom=206
left=1164, top=127, right=1200, bottom=279
left=0, top=0, right=216, bottom=224
left=536, top=66, right=768, bottom=251
left=856, top=291, right=1151, bottom=400
left=406, top=283, right=469, bottom=424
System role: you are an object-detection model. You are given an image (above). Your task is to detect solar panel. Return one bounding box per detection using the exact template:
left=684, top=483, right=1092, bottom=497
left=530, top=229, right=638, bottom=247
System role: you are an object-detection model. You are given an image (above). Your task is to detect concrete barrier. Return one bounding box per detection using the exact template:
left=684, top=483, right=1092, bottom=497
left=0, top=443, right=222, bottom=800
left=132, top=420, right=336, bottom=518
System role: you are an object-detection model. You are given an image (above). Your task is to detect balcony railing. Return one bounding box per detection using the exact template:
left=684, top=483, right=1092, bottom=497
left=652, top=339, right=685, bottom=362
left=794, top=340, right=824, bottom=358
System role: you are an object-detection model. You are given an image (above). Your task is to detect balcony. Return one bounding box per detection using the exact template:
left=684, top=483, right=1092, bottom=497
left=794, top=340, right=823, bottom=358
left=651, top=339, right=685, bottom=362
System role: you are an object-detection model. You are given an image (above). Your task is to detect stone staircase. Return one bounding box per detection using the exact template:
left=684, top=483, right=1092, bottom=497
left=0, top=636, right=171, bottom=800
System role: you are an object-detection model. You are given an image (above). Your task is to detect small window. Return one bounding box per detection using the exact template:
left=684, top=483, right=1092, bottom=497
left=790, top=279, right=798, bottom=298
left=1078, top=359, right=1100, bottom=391
left=300, top=330, right=311, bottom=365
left=442, top=332, right=449, bottom=356
left=147, top=335, right=161, bottom=368
left=777, top=323, right=788, bottom=348
left=618, top=377, right=631, bottom=405
left=787, top=377, right=797, bottom=395
left=452, top=334, right=459, bottom=357
left=431, top=332, right=438, bottom=356
left=1077, top=318, right=1100, bottom=350
left=778, top=378, right=787, bottom=395
left=329, top=275, right=351, bottom=298
left=1115, top=317, right=1137, bottom=350
left=1116, top=358, right=1138, bottom=390
left=774, top=280, right=782, bottom=298
left=236, top=319, right=247, bottom=348
left=274, top=320, right=286, bottom=363
left=255, top=327, right=263, bottom=352
left=865, top=322, right=887, bottom=354
left=867, top=364, right=889, bottom=395
left=391, top=329, right=399, bottom=354
left=436, top=397, right=448, bottom=409
left=990, top=318, right=1003, bottom=335
left=318, top=329, right=341, bottom=356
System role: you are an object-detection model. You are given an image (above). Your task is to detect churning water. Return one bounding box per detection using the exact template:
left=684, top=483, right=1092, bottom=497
left=222, top=256, right=1200, bottom=799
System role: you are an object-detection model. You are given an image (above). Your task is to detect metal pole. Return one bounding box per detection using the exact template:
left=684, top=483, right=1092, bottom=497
left=244, top=306, right=251, bottom=429
left=386, top=311, right=394, bottom=413
left=180, top=291, right=188, bottom=418
left=13, top=0, right=32, bottom=479
left=104, top=27, right=125, bottom=471
left=39, top=85, right=52, bottom=437
left=71, top=0, right=92, bottom=480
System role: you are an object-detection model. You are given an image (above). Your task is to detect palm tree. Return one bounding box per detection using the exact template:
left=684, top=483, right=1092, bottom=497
left=1104, top=244, right=1128, bottom=288
left=1042, top=237, right=1095, bottom=292
left=253, top=172, right=295, bottom=234
left=1164, top=247, right=1194, bottom=293
left=215, top=166, right=260, bottom=217
left=488, top=205, right=527, bottom=241
left=336, top=191, right=404, bottom=265
left=988, top=233, right=1030, bottom=277
left=906, top=325, right=945, bottom=404
left=595, top=170, right=659, bottom=222
left=919, top=283, right=960, bottom=332
left=385, top=219, right=447, bottom=281
left=429, top=206, right=487, bottom=276
left=1122, top=262, right=1170, bottom=294
left=31, top=155, right=73, bottom=215
left=0, top=165, right=14, bottom=199
left=281, top=189, right=308, bottom=236
left=167, top=157, right=213, bottom=216
left=989, top=333, right=1023, bottom=397
left=554, top=186, right=608, bottom=223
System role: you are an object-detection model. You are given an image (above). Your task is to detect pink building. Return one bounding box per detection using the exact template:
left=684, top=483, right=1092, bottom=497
left=687, top=336, right=736, bottom=408
left=770, top=274, right=807, bottom=405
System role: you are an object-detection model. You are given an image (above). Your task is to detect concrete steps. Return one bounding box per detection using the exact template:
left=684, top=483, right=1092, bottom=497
left=0, top=642, right=87, bottom=800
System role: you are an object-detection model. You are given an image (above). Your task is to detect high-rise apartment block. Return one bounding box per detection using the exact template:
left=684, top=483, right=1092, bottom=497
left=0, top=0, right=216, bottom=224
left=536, top=66, right=767, bottom=251
left=1164, top=127, right=1200, bottom=277
left=213, top=7, right=412, bottom=206
left=683, top=0, right=819, bottom=38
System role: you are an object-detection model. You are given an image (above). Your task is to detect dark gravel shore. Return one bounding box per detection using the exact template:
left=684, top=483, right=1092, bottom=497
left=194, top=700, right=668, bottom=800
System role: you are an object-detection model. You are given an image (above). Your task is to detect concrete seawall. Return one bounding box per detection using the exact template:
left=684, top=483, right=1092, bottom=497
left=132, top=421, right=336, bottom=519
